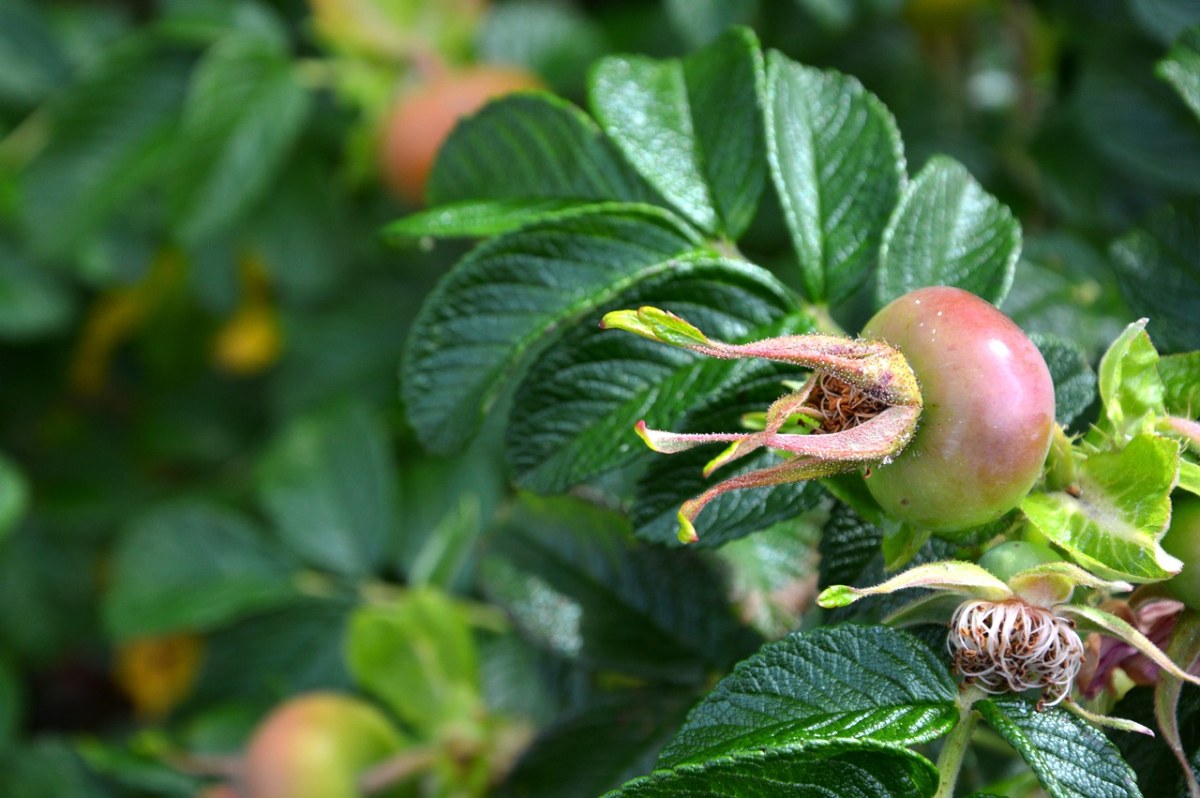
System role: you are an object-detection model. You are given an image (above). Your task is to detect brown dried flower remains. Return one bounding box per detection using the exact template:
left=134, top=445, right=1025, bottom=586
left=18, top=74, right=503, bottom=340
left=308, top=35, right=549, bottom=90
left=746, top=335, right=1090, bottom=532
left=804, top=374, right=890, bottom=434
left=949, top=599, right=1084, bottom=708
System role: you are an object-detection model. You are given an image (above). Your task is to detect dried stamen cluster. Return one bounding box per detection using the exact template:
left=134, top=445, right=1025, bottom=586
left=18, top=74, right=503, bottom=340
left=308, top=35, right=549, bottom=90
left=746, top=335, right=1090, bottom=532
left=804, top=373, right=889, bottom=434
left=948, top=599, right=1084, bottom=708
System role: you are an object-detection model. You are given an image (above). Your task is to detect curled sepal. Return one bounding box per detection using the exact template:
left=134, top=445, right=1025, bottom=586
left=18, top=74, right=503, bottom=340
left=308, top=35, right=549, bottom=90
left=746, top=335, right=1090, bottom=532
left=1007, top=563, right=1134, bottom=609
left=816, top=561, right=1013, bottom=609
left=1155, top=609, right=1200, bottom=798
left=1063, top=699, right=1155, bottom=737
left=600, top=305, right=921, bottom=406
left=1058, top=604, right=1200, bottom=687
left=1163, top=415, right=1200, bottom=453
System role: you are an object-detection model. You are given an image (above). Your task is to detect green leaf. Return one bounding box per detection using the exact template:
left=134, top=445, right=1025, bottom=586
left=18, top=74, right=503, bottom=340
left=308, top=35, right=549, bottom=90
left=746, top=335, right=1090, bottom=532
left=765, top=53, right=904, bottom=305
left=665, top=0, right=760, bottom=48
left=502, top=689, right=696, bottom=798
left=476, top=0, right=607, bottom=96
left=192, top=597, right=352, bottom=702
left=0, top=241, right=75, bottom=340
left=1128, top=0, right=1200, bottom=45
left=401, top=207, right=701, bottom=454
left=1159, top=27, right=1200, bottom=122
left=103, top=501, right=298, bottom=638
left=1155, top=609, right=1200, bottom=798
left=20, top=38, right=189, bottom=258
left=605, top=741, right=937, bottom=798
left=1097, top=320, right=1166, bottom=442
left=657, top=624, right=956, bottom=767
left=632, top=358, right=824, bottom=548
left=386, top=199, right=610, bottom=240
left=1160, top=352, right=1200, bottom=415
left=819, top=502, right=884, bottom=589
left=426, top=92, right=657, bottom=207
left=1077, top=56, right=1200, bottom=196
left=1021, top=434, right=1181, bottom=583
left=170, top=33, right=310, bottom=243
left=507, top=260, right=795, bottom=492
left=480, top=495, right=761, bottom=683
left=0, top=741, right=105, bottom=798
left=877, top=155, right=1020, bottom=308
left=977, top=697, right=1141, bottom=798
left=0, top=453, right=29, bottom=545
left=1110, top=202, right=1200, bottom=354
left=590, top=27, right=765, bottom=238
left=717, top=515, right=821, bottom=638
left=0, top=655, right=22, bottom=747
left=346, top=588, right=480, bottom=733
left=257, top=403, right=398, bottom=576
left=1030, top=333, right=1098, bottom=426
left=0, top=1, right=68, bottom=106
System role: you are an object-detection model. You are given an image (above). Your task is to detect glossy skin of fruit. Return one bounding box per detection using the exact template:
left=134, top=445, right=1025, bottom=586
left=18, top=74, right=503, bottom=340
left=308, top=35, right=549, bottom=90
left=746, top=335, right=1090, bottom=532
left=862, top=287, right=1055, bottom=535
left=1163, top=495, right=1200, bottom=609
left=240, top=692, right=408, bottom=798
left=380, top=66, right=543, bottom=204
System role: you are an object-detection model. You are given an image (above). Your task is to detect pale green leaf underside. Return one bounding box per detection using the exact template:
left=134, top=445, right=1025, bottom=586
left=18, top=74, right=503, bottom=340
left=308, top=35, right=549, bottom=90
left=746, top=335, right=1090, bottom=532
left=1159, top=351, right=1200, bottom=415
left=657, top=625, right=956, bottom=768
left=978, top=697, right=1141, bottom=798
left=401, top=207, right=702, bottom=454
left=1097, top=320, right=1165, bottom=442
left=606, top=741, right=937, bottom=798
left=877, top=155, right=1020, bottom=308
left=1021, top=434, right=1181, bottom=582
left=590, top=27, right=765, bottom=238
left=508, top=259, right=795, bottom=493
left=765, top=53, right=904, bottom=304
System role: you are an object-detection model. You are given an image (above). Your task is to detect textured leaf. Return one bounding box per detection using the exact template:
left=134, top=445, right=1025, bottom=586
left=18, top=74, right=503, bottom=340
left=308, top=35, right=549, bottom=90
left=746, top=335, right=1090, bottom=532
left=346, top=589, right=480, bottom=732
left=1030, top=333, right=1098, bottom=426
left=819, top=502, right=884, bottom=589
left=427, top=92, right=657, bottom=206
left=978, top=697, right=1141, bottom=798
left=170, top=33, right=310, bottom=243
left=1021, top=434, right=1181, bottom=583
left=1160, top=351, right=1200, bottom=415
left=605, top=741, right=938, bottom=798
left=257, top=403, right=397, bottom=576
left=1110, top=202, right=1200, bottom=354
left=1078, top=56, right=1200, bottom=196
left=632, top=357, right=824, bottom=548
left=103, top=501, right=298, bottom=638
left=765, top=53, right=904, bottom=304
left=590, top=27, right=765, bottom=238
left=402, top=207, right=701, bottom=454
left=877, top=156, right=1020, bottom=308
left=657, top=625, right=956, bottom=767
left=480, top=495, right=761, bottom=683
left=20, top=39, right=189, bottom=257
left=501, top=689, right=696, bottom=798
left=1097, top=320, right=1166, bottom=442
left=1159, top=27, right=1200, bottom=122
left=507, top=259, right=795, bottom=492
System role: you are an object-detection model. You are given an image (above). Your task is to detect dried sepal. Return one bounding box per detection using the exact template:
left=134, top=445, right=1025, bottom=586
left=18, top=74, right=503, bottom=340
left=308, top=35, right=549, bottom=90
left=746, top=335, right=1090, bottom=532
left=816, top=561, right=1013, bottom=609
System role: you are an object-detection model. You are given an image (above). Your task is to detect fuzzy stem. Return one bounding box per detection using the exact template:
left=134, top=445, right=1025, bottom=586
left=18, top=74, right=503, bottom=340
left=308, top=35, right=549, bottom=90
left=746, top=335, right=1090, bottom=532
left=934, top=686, right=984, bottom=798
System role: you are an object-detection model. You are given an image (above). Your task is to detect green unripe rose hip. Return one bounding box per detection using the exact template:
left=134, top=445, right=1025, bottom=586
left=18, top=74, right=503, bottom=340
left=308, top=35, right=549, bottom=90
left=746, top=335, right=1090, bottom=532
left=979, top=540, right=1063, bottom=582
left=241, top=692, right=411, bottom=798
left=862, top=287, right=1055, bottom=536
left=1163, top=495, right=1200, bottom=609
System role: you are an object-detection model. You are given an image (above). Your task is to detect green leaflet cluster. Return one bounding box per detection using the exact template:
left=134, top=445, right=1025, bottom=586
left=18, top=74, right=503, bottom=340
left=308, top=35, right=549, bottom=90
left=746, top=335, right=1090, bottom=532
left=398, top=28, right=1024, bottom=548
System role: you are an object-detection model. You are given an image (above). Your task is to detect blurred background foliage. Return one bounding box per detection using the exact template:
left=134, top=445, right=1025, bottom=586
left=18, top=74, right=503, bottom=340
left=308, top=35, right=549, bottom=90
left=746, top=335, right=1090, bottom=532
left=0, top=0, right=1197, bottom=795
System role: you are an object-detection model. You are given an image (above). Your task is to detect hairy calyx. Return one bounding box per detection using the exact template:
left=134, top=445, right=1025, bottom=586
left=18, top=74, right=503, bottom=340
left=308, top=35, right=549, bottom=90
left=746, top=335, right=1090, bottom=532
left=600, top=306, right=922, bottom=543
